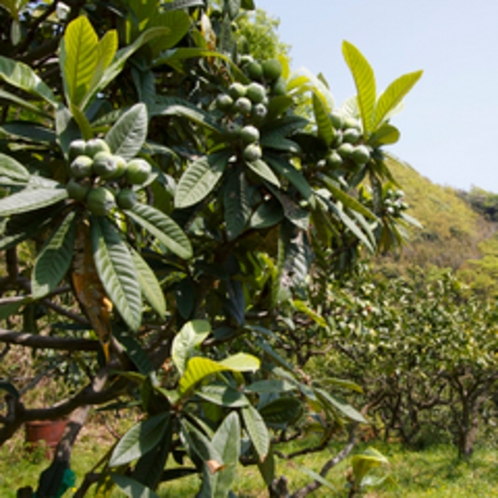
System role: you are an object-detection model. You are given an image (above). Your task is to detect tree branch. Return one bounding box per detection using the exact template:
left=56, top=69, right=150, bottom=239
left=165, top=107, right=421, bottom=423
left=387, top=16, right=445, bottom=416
left=0, top=329, right=99, bottom=351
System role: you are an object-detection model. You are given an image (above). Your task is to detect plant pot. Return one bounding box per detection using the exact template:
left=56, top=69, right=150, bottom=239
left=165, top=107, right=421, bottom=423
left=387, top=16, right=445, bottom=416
left=25, top=419, right=67, bottom=459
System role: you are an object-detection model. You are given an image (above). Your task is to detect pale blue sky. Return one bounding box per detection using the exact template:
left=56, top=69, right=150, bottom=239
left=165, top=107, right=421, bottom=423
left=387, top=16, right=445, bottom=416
left=257, top=0, right=498, bottom=192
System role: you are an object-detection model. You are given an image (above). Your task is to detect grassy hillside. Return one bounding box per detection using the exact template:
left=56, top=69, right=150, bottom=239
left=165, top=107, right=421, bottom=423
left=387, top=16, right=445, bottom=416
left=377, top=157, right=497, bottom=275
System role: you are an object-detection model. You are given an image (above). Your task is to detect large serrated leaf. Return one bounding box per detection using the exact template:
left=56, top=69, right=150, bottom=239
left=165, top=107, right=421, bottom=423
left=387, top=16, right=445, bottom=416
left=0, top=187, right=67, bottom=217
left=245, top=159, right=280, bottom=187
left=125, top=202, right=192, bottom=259
left=373, top=70, right=423, bottom=129
left=259, top=397, right=303, bottom=425
left=241, top=404, right=269, bottom=463
left=91, top=216, right=142, bottom=332
left=178, top=354, right=260, bottom=395
left=224, top=168, right=251, bottom=241
left=180, top=418, right=223, bottom=470
left=110, top=412, right=170, bottom=467
left=105, top=103, right=148, bottom=160
left=175, top=151, right=230, bottom=209
left=130, top=249, right=166, bottom=318
left=312, top=92, right=334, bottom=145
left=89, top=30, right=118, bottom=92
left=112, top=474, right=160, bottom=498
left=209, top=412, right=241, bottom=497
left=114, top=328, right=154, bottom=375
left=172, top=319, right=211, bottom=375
left=0, top=89, right=51, bottom=118
left=31, top=211, right=76, bottom=299
left=342, top=41, right=376, bottom=135
left=61, top=16, right=99, bottom=107
left=0, top=153, right=30, bottom=182
left=0, top=55, right=58, bottom=107
left=146, top=10, right=191, bottom=55
left=197, top=384, right=249, bottom=408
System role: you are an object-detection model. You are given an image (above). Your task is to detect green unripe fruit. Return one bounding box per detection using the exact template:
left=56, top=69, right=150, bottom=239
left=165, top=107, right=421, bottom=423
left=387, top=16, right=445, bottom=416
left=240, top=125, right=260, bottom=144
left=252, top=103, right=268, bottom=120
left=242, top=143, right=262, bottom=162
left=68, top=139, right=87, bottom=162
left=93, top=151, right=120, bottom=179
left=70, top=155, right=93, bottom=179
left=85, top=138, right=111, bottom=158
left=116, top=188, right=137, bottom=209
left=239, top=54, right=254, bottom=66
left=337, top=142, right=354, bottom=158
left=87, top=187, right=116, bottom=216
left=111, top=155, right=127, bottom=179
left=228, top=82, right=247, bottom=99
left=262, top=59, right=282, bottom=81
left=225, top=122, right=241, bottom=139
left=343, top=116, right=361, bottom=130
left=351, top=145, right=371, bottom=165
left=272, top=77, right=287, bottom=96
left=125, top=158, right=152, bottom=185
left=329, top=112, right=344, bottom=130
left=342, top=128, right=361, bottom=144
left=247, top=60, right=263, bottom=80
left=326, top=150, right=343, bottom=169
left=233, top=97, right=252, bottom=115
left=216, top=94, right=234, bottom=112
left=246, top=82, right=266, bottom=104
left=66, top=178, right=89, bottom=201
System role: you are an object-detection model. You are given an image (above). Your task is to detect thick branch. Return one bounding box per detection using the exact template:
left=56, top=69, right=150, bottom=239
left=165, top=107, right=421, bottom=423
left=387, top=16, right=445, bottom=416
left=0, top=329, right=99, bottom=351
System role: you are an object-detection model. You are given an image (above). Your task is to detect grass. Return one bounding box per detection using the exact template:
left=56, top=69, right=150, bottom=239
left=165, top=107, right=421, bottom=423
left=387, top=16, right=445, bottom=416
left=1, top=424, right=498, bottom=497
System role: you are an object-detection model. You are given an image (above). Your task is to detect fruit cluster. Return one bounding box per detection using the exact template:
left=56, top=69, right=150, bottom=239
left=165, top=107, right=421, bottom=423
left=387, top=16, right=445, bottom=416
left=215, top=57, right=284, bottom=163
left=65, top=138, right=152, bottom=216
left=323, top=112, right=372, bottom=172
left=383, top=188, right=408, bottom=216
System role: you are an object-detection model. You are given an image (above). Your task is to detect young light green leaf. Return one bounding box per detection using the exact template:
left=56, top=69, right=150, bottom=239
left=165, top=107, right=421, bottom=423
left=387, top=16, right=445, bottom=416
left=342, top=41, right=376, bottom=135
left=369, top=124, right=400, bottom=146
left=125, top=202, right=192, bottom=259
left=89, top=30, right=119, bottom=92
left=245, top=159, right=281, bottom=187
left=0, top=55, right=58, bottom=107
left=0, top=187, right=67, bottom=217
left=110, top=412, right=170, bottom=467
left=31, top=211, right=76, bottom=299
left=373, top=70, right=423, bottom=129
left=175, top=151, right=230, bottom=209
left=61, top=16, right=99, bottom=107
left=241, top=404, right=269, bottom=463
left=129, top=249, right=166, bottom=318
left=0, top=153, right=30, bottom=182
left=91, top=216, right=142, bottom=332
left=111, top=474, right=160, bottom=498
left=209, top=412, right=241, bottom=498
left=312, top=92, right=335, bottom=146
left=105, top=103, right=148, bottom=160
left=172, top=319, right=211, bottom=375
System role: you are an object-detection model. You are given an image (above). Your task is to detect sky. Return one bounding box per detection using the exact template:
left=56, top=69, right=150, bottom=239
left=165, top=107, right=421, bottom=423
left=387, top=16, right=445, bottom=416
left=256, top=0, right=498, bottom=193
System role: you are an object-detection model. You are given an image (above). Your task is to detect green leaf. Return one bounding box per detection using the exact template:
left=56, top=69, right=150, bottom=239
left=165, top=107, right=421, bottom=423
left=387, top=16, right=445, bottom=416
left=114, top=329, right=154, bottom=375
left=314, top=387, right=367, bottom=424
left=172, top=319, right=211, bottom=375
left=248, top=199, right=283, bottom=229
left=197, top=384, right=249, bottom=408
left=146, top=11, right=191, bottom=55
left=0, top=153, right=30, bottom=182
left=110, top=412, right=170, bottom=467
left=245, top=159, right=280, bottom=187
left=91, top=216, right=142, bottom=332
left=178, top=354, right=260, bottom=395
left=0, top=122, right=56, bottom=143
left=69, top=103, right=94, bottom=140
left=125, top=202, right=192, bottom=259
left=180, top=418, right=223, bottom=470
left=0, top=89, right=51, bottom=118
left=209, top=412, right=241, bottom=497
left=89, top=30, right=119, bottom=92
left=31, top=211, right=76, bottom=299
left=112, top=474, right=160, bottom=498
left=162, top=0, right=204, bottom=11
left=297, top=467, right=339, bottom=494
left=0, top=187, right=67, bottom=217
left=0, top=55, right=58, bottom=107
left=292, top=300, right=327, bottom=327
left=84, top=27, right=171, bottom=108
left=342, top=41, right=376, bottom=135
left=241, top=404, right=269, bottom=463
left=369, top=124, right=400, bottom=146
left=373, top=70, right=423, bottom=129
left=224, top=168, right=251, bottom=241
left=259, top=397, right=303, bottom=425
left=175, top=151, right=230, bottom=209
left=312, top=93, right=335, bottom=145
left=130, top=249, right=166, bottom=318
left=245, top=379, right=296, bottom=394
left=105, top=103, right=148, bottom=160
left=61, top=16, right=99, bottom=107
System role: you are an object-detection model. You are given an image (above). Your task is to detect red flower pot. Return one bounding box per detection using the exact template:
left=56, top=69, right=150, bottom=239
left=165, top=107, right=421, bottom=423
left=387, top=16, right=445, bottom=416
left=25, top=419, right=67, bottom=459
